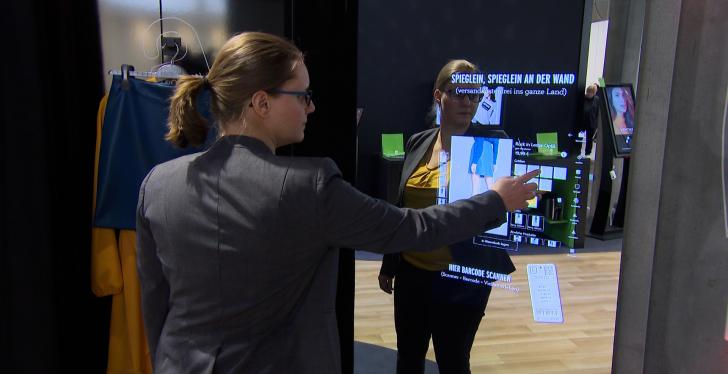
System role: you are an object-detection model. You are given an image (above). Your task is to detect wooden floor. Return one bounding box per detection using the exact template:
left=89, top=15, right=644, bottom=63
left=354, top=251, right=621, bottom=373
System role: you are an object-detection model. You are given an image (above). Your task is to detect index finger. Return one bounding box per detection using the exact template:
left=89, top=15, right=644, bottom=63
left=515, top=169, right=540, bottom=183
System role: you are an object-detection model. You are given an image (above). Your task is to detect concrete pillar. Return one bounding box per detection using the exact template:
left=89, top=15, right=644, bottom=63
left=603, top=0, right=646, bottom=87
left=599, top=0, right=647, bottom=237
left=613, top=0, right=728, bottom=372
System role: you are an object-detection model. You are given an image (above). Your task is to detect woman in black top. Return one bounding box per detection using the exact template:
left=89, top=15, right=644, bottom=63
left=378, top=60, right=533, bottom=374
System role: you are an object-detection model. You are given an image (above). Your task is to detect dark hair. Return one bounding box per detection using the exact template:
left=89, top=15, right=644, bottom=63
left=166, top=32, right=304, bottom=148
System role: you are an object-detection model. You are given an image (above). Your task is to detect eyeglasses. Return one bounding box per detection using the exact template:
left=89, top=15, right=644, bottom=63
left=445, top=89, right=483, bottom=103
left=267, top=88, right=314, bottom=106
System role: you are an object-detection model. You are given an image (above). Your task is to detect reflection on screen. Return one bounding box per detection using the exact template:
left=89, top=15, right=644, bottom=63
left=429, top=69, right=588, bottom=299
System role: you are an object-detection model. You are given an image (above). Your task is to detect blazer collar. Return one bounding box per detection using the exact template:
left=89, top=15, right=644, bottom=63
left=216, top=135, right=275, bottom=155
left=398, top=128, right=439, bottom=201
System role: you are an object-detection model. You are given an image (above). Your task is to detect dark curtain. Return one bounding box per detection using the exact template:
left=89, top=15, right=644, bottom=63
left=287, top=1, right=358, bottom=373
left=1, top=1, right=109, bottom=372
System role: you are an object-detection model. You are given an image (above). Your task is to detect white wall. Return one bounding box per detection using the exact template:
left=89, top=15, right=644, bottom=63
left=586, top=20, right=609, bottom=89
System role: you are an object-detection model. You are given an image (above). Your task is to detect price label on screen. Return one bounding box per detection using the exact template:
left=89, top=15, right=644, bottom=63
left=527, top=264, right=564, bottom=323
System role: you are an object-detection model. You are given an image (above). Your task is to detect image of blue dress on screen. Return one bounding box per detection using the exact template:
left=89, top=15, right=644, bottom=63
left=469, top=137, right=499, bottom=195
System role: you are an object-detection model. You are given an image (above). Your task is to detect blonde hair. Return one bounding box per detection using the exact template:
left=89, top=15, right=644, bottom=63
left=428, top=59, right=480, bottom=124
left=433, top=59, right=480, bottom=91
left=166, top=32, right=303, bottom=148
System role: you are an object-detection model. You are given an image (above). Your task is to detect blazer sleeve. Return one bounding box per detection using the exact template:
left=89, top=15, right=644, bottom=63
left=136, top=168, right=169, bottom=365
left=316, top=158, right=507, bottom=254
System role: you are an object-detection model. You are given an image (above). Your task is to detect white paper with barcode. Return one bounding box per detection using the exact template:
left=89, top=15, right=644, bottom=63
left=527, top=264, right=564, bottom=323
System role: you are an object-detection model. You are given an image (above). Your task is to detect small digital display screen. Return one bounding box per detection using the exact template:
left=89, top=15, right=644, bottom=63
left=603, top=85, right=637, bottom=157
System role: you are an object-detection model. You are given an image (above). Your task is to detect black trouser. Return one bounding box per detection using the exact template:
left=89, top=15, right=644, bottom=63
left=584, top=127, right=595, bottom=155
left=394, top=260, right=491, bottom=374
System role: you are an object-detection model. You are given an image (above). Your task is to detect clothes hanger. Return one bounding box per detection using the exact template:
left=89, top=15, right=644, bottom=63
left=107, top=17, right=210, bottom=86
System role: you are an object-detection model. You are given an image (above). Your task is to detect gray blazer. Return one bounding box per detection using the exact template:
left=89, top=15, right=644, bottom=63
left=136, top=135, right=506, bottom=373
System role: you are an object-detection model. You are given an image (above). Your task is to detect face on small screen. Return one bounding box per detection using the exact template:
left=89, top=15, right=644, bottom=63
left=607, top=86, right=635, bottom=136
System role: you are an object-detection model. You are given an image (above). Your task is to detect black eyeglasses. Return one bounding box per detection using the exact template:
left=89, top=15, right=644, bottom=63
left=445, top=89, right=483, bottom=103
left=267, top=89, right=314, bottom=106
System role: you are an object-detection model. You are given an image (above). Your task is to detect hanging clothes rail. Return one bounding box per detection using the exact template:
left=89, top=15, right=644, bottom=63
left=107, top=66, right=191, bottom=81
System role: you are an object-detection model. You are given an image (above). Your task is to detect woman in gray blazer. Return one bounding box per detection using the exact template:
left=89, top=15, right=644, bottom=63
left=136, top=32, right=538, bottom=374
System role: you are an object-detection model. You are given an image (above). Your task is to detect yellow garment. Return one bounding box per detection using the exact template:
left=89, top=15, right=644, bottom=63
left=401, top=159, right=452, bottom=271
left=91, top=95, right=152, bottom=374
left=91, top=95, right=123, bottom=296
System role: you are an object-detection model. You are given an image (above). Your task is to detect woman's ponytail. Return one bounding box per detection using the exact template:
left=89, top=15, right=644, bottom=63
left=166, top=32, right=303, bottom=146
left=166, top=75, right=210, bottom=148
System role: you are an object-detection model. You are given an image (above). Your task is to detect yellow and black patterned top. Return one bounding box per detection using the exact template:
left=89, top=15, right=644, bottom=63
left=401, top=158, right=452, bottom=271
